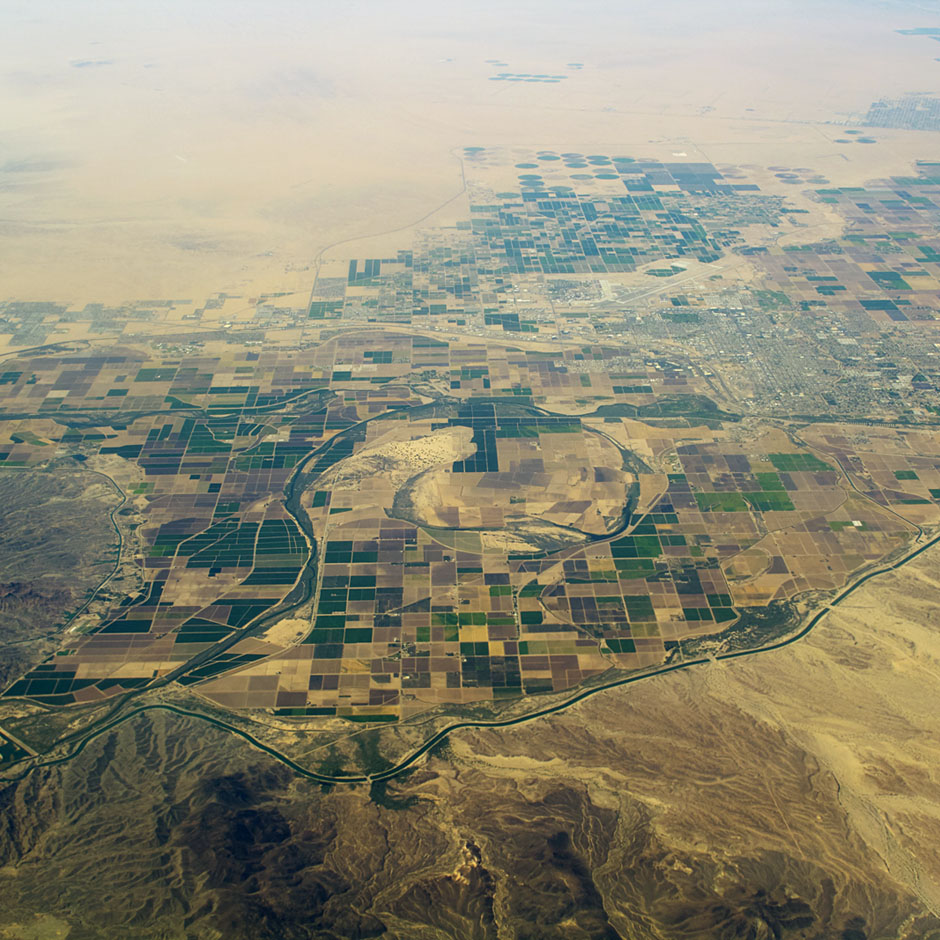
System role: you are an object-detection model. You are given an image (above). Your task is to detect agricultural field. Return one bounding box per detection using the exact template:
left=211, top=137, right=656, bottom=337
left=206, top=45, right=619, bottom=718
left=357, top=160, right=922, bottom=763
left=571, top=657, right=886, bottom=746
left=0, top=151, right=938, bottom=751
